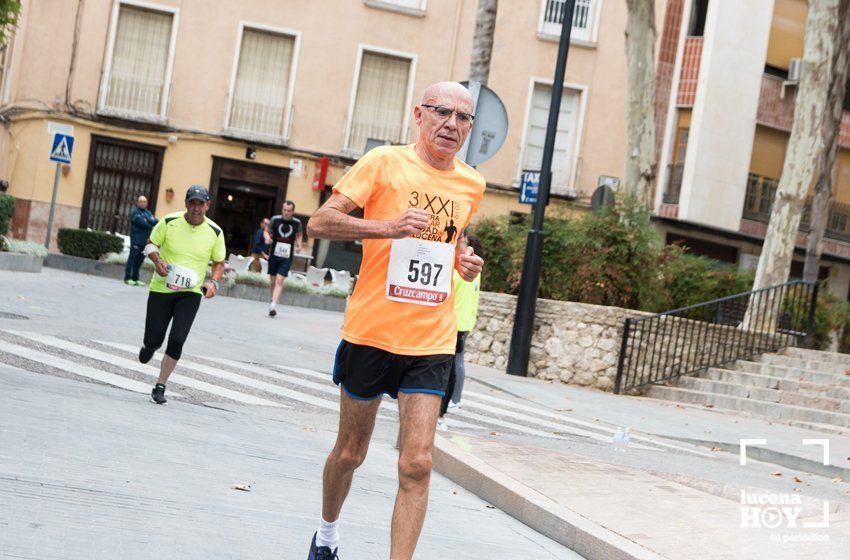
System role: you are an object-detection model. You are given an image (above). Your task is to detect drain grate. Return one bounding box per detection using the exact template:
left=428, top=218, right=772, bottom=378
left=0, top=312, right=29, bottom=320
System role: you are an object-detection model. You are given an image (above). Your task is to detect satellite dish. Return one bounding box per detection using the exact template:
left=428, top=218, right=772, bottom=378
left=458, top=81, right=509, bottom=167
left=591, top=185, right=616, bottom=214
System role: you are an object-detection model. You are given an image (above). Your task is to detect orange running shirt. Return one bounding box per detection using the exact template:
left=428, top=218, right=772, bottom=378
left=334, top=144, right=486, bottom=356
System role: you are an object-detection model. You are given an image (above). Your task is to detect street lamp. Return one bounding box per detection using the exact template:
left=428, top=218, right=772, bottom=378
left=507, top=0, right=576, bottom=376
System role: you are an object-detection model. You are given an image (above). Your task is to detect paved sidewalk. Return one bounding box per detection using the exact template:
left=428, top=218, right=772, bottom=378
left=431, top=366, right=850, bottom=560
left=0, top=365, right=576, bottom=559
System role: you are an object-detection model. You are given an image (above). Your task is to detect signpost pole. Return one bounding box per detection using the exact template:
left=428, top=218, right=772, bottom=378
left=507, top=0, right=576, bottom=376
left=44, top=163, right=61, bottom=250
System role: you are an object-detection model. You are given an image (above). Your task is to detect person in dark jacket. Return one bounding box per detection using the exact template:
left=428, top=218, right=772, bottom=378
left=125, top=195, right=158, bottom=285
left=249, top=217, right=270, bottom=272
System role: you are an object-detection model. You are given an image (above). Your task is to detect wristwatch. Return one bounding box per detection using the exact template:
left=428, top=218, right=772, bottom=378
left=210, top=279, right=220, bottom=290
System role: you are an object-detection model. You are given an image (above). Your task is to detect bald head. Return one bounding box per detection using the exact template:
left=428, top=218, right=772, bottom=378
left=421, top=82, right=474, bottom=109
left=414, top=82, right=475, bottom=166
left=136, top=195, right=148, bottom=209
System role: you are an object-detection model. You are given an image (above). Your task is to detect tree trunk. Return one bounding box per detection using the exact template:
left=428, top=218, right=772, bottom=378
left=747, top=0, right=839, bottom=331
left=625, top=0, right=657, bottom=206
left=468, top=0, right=498, bottom=85
left=803, top=0, right=850, bottom=283
left=752, top=0, right=838, bottom=290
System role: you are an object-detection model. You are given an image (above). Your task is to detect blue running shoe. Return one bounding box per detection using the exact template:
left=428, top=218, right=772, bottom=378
left=307, top=532, right=338, bottom=559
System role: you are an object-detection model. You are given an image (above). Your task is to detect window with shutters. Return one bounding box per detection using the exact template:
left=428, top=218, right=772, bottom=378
left=99, top=2, right=178, bottom=121
left=539, top=0, right=600, bottom=43
left=344, top=47, right=416, bottom=155
left=518, top=81, right=584, bottom=197
left=225, top=25, right=300, bottom=141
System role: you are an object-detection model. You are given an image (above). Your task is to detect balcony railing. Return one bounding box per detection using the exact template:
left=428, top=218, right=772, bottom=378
left=663, top=163, right=684, bottom=204
left=743, top=173, right=850, bottom=242
left=757, top=74, right=850, bottom=149
left=541, top=0, right=595, bottom=42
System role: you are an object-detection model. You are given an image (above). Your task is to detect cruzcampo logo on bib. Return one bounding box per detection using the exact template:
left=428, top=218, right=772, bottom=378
left=386, top=238, right=454, bottom=306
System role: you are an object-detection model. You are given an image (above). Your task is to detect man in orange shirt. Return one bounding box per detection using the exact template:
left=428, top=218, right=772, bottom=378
left=305, top=82, right=485, bottom=560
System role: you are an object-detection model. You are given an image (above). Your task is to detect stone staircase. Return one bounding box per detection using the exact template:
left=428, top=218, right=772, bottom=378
left=645, top=347, right=850, bottom=433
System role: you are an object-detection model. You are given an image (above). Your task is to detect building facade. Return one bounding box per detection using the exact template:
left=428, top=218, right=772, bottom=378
left=0, top=0, right=659, bottom=271
left=652, top=0, right=850, bottom=301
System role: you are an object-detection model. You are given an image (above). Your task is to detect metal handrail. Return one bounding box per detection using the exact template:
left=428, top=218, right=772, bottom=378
left=614, top=280, right=819, bottom=394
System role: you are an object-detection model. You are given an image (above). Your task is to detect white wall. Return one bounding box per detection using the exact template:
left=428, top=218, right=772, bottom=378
left=679, top=0, right=776, bottom=230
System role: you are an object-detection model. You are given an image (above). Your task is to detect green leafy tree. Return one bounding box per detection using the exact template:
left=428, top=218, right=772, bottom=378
left=0, top=0, right=21, bottom=46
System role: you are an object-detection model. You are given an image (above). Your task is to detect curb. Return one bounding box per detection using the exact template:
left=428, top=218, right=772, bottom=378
left=42, top=253, right=346, bottom=313
left=432, top=434, right=667, bottom=560
left=0, top=252, right=43, bottom=273
left=663, top=436, right=850, bottom=481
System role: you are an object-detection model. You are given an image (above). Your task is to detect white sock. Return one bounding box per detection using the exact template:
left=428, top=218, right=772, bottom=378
left=269, top=302, right=276, bottom=310
left=316, top=517, right=339, bottom=549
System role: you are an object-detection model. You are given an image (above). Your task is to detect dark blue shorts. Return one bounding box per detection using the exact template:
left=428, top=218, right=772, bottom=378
left=332, top=340, right=453, bottom=400
left=268, top=255, right=292, bottom=277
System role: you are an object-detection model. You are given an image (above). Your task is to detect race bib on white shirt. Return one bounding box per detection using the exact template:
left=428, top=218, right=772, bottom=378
left=386, top=238, right=455, bottom=306
left=166, top=264, right=198, bottom=291
left=273, top=243, right=292, bottom=259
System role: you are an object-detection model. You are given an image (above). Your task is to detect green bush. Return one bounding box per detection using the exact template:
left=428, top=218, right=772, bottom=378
left=473, top=199, right=759, bottom=314
left=808, top=289, right=850, bottom=351
left=659, top=248, right=754, bottom=311
left=57, top=228, right=123, bottom=260
left=0, top=193, right=15, bottom=236
left=473, top=216, right=527, bottom=294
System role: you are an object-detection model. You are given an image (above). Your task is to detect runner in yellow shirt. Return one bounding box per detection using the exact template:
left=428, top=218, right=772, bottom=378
left=438, top=233, right=483, bottom=429
left=305, top=82, right=485, bottom=560
left=138, top=185, right=226, bottom=405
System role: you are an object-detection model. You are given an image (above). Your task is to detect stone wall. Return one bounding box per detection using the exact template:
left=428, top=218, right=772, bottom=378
left=465, top=292, right=652, bottom=391
left=465, top=292, right=792, bottom=393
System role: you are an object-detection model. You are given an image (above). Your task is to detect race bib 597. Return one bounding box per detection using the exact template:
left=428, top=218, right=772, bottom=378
left=386, top=238, right=454, bottom=306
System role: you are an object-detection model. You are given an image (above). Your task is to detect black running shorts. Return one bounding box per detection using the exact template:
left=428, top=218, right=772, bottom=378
left=332, top=340, right=453, bottom=400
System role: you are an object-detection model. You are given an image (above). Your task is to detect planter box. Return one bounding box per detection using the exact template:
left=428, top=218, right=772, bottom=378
left=218, top=282, right=346, bottom=312
left=0, top=252, right=43, bottom=273
left=44, top=253, right=346, bottom=312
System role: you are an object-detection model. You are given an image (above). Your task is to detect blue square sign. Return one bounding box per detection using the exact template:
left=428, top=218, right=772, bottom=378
left=49, top=133, right=75, bottom=164
left=520, top=170, right=540, bottom=205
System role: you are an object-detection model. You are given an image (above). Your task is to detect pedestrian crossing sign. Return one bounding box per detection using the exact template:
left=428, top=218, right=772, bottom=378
left=49, top=132, right=74, bottom=164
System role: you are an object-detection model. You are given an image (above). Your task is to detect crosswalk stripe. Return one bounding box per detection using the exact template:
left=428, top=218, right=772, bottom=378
left=263, top=363, right=587, bottom=438
left=0, top=341, right=154, bottom=395
left=10, top=332, right=631, bottom=439
left=463, top=389, right=714, bottom=457
left=457, top=399, right=653, bottom=448
left=11, top=332, right=285, bottom=408
left=95, top=341, right=339, bottom=412
left=260, top=364, right=701, bottom=451
left=450, top=407, right=569, bottom=439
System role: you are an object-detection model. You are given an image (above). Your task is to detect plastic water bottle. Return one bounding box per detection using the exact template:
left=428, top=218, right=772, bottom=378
left=621, top=427, right=631, bottom=451
left=612, top=427, right=625, bottom=451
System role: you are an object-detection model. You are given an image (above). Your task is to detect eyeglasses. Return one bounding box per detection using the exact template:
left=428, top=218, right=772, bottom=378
left=421, top=104, right=475, bottom=125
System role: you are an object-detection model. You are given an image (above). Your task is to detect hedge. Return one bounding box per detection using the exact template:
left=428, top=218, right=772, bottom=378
left=472, top=200, right=848, bottom=351
left=57, top=228, right=124, bottom=260
left=0, top=193, right=15, bottom=236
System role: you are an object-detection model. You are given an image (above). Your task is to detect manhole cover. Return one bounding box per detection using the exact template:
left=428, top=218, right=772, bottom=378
left=0, top=312, right=29, bottom=320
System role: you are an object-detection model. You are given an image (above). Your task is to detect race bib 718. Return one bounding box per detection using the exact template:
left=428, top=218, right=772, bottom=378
left=166, top=264, right=198, bottom=291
